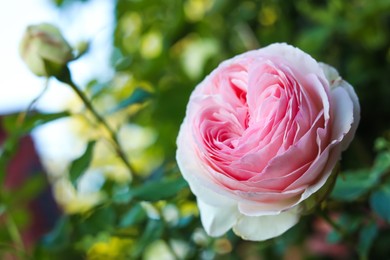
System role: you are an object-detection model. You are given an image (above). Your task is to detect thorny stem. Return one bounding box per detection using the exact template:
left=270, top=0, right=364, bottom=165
left=57, top=68, right=137, bottom=176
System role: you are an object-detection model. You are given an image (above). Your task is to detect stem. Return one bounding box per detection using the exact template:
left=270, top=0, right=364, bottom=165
left=317, top=208, right=362, bottom=258
left=5, top=212, right=26, bottom=257
left=17, top=78, right=50, bottom=127
left=317, top=209, right=349, bottom=238
left=56, top=68, right=137, bottom=176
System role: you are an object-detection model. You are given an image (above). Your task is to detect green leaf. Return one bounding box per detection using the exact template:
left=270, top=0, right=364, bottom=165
left=331, top=169, right=376, bottom=201
left=8, top=174, right=46, bottom=204
left=326, top=213, right=361, bottom=244
left=131, top=219, right=164, bottom=258
left=370, top=185, right=390, bottom=222
left=358, top=221, right=378, bottom=258
left=69, top=141, right=96, bottom=184
left=130, top=177, right=188, bottom=202
left=119, top=203, right=147, bottom=228
left=86, top=80, right=107, bottom=99
left=327, top=230, right=342, bottom=244
left=3, top=111, right=70, bottom=134
left=79, top=206, right=116, bottom=235
left=371, top=151, right=390, bottom=179
left=108, top=88, right=153, bottom=114
left=114, top=56, right=133, bottom=71
left=41, top=217, right=71, bottom=251
left=112, top=185, right=132, bottom=204
left=0, top=135, right=20, bottom=183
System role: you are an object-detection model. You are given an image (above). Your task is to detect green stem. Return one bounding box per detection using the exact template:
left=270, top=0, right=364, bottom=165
left=317, top=209, right=349, bottom=238
left=5, top=211, right=26, bottom=257
left=317, top=208, right=362, bottom=258
left=18, top=78, right=51, bottom=127
left=56, top=68, right=137, bottom=176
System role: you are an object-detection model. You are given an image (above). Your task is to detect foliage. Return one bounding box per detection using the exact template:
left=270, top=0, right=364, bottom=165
left=1, top=0, right=390, bottom=259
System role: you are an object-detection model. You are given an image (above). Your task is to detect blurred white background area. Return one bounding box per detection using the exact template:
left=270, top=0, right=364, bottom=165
left=0, top=0, right=114, bottom=174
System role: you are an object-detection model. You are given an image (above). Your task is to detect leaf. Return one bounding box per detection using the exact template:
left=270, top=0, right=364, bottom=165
left=114, top=56, right=133, bottom=71
left=119, top=203, right=147, bottom=228
left=129, top=177, right=188, bottom=202
left=41, top=217, right=71, bottom=251
left=3, top=111, right=70, bottom=134
left=0, top=135, right=20, bottom=183
left=8, top=174, right=46, bottom=204
left=131, top=219, right=164, bottom=258
left=331, top=169, right=376, bottom=201
left=370, top=185, right=390, bottom=222
left=69, top=141, right=96, bottom=184
left=86, top=79, right=108, bottom=100
left=108, top=88, right=153, bottom=114
left=79, top=206, right=116, bottom=235
left=371, top=151, right=390, bottom=179
left=358, top=221, right=378, bottom=258
left=326, top=213, right=361, bottom=244
left=332, top=151, right=390, bottom=202
left=112, top=185, right=132, bottom=204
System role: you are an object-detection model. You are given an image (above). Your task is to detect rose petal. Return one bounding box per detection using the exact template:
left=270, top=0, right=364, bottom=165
left=259, top=43, right=326, bottom=81
left=334, top=81, right=360, bottom=150
left=197, top=198, right=239, bottom=236
left=233, top=207, right=299, bottom=241
left=330, top=87, right=354, bottom=140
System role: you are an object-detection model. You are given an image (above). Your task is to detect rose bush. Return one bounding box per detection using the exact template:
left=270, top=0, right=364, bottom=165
left=176, top=43, right=360, bottom=241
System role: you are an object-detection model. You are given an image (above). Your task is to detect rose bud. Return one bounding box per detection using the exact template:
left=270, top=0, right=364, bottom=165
left=176, top=43, right=360, bottom=241
left=19, top=23, right=73, bottom=77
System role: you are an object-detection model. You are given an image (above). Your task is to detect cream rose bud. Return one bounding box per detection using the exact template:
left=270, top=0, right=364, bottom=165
left=19, top=23, right=73, bottom=77
left=176, top=43, right=360, bottom=241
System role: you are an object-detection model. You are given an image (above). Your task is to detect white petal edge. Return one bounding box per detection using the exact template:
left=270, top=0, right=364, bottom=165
left=336, top=80, right=360, bottom=151
left=233, top=207, right=300, bottom=241
left=320, top=62, right=360, bottom=150
left=260, top=43, right=326, bottom=80
left=197, top=198, right=239, bottom=237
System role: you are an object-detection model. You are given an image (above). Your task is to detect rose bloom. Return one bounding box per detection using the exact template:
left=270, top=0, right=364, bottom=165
left=19, top=23, right=73, bottom=77
left=176, top=43, right=360, bottom=241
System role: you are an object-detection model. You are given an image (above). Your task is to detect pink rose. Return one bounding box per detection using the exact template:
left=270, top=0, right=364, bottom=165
left=176, top=43, right=360, bottom=241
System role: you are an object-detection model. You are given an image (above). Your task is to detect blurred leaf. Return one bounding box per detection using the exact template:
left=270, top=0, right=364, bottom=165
left=0, top=135, right=20, bottom=183
left=119, top=203, right=147, bottom=228
left=326, top=213, right=362, bottom=244
left=3, top=111, right=70, bottom=134
left=41, top=217, right=71, bottom=251
left=358, top=221, right=378, bottom=258
left=69, top=141, right=96, bottom=184
left=86, top=79, right=108, bottom=100
left=131, top=219, right=164, bottom=258
left=8, top=174, right=46, bottom=204
left=108, top=88, right=153, bottom=114
left=9, top=208, right=30, bottom=229
left=332, top=151, right=390, bottom=202
left=327, top=229, right=342, bottom=244
left=331, top=169, right=375, bottom=201
left=79, top=206, right=116, bottom=235
left=114, top=56, right=133, bottom=71
left=112, top=186, right=132, bottom=204
left=370, top=185, right=390, bottom=222
left=371, top=151, right=390, bottom=179
left=130, top=177, right=188, bottom=202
